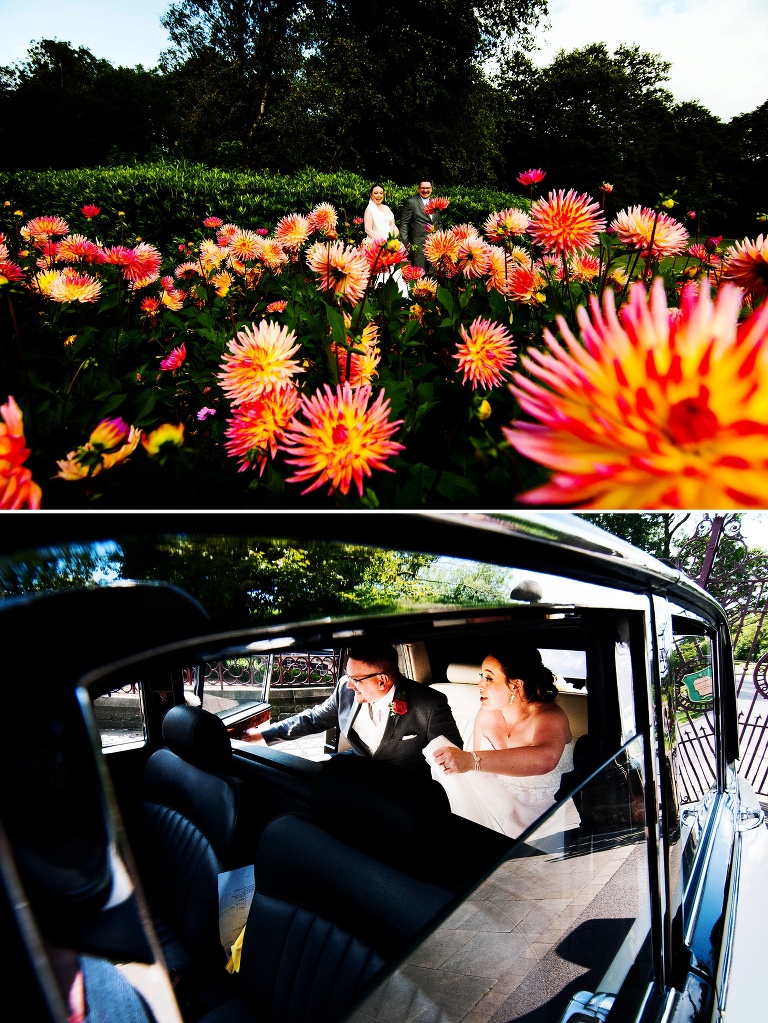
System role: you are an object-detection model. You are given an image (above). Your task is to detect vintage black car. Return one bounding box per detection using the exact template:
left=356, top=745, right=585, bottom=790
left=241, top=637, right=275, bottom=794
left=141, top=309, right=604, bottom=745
left=1, top=512, right=765, bottom=1023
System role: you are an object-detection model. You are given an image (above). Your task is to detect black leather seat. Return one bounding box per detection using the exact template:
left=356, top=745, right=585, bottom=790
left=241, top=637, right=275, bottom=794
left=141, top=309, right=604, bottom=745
left=135, top=705, right=259, bottom=1019
left=197, top=809, right=456, bottom=1023
left=310, top=753, right=514, bottom=893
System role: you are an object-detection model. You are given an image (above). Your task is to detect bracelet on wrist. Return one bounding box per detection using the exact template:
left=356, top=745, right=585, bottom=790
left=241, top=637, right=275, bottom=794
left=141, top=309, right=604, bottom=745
left=471, top=750, right=481, bottom=772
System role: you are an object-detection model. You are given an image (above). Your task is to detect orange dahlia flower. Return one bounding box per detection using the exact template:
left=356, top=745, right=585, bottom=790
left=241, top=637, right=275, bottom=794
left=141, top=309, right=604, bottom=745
left=456, top=236, right=492, bottom=279
left=275, top=213, right=312, bottom=250
left=0, top=396, right=42, bottom=509
left=305, top=241, right=370, bottom=305
left=224, top=386, right=302, bottom=473
left=308, top=203, right=339, bottom=234
left=282, top=382, right=404, bottom=496
left=454, top=318, right=516, bottom=390
left=504, top=278, right=768, bottom=508
left=723, top=235, right=768, bottom=300
left=528, top=190, right=606, bottom=258
left=219, top=320, right=304, bottom=404
left=228, top=230, right=263, bottom=262
left=21, top=215, right=69, bottom=241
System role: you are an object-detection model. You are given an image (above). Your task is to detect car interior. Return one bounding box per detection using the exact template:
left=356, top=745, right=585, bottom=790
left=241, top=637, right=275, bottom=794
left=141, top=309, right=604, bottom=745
left=2, top=571, right=653, bottom=1023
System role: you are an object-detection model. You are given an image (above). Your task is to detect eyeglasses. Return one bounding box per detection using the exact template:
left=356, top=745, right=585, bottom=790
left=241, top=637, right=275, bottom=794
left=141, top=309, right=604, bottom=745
left=346, top=671, right=383, bottom=684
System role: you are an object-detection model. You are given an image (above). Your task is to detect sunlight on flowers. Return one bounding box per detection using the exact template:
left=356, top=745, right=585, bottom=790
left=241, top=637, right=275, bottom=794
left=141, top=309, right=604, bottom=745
left=504, top=278, right=768, bottom=509
left=281, top=382, right=404, bottom=497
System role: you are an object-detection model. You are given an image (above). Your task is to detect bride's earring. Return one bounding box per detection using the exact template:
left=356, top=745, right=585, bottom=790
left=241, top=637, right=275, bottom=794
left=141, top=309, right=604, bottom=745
left=508, top=687, right=516, bottom=703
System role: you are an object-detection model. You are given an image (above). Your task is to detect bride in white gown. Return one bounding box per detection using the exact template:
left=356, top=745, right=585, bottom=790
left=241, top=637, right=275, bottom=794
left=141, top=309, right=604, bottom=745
left=425, top=646, right=574, bottom=839
left=363, top=184, right=410, bottom=299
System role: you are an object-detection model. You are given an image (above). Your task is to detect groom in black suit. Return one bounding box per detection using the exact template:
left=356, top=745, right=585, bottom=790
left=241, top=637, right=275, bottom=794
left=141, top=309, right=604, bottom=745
left=399, top=180, right=441, bottom=270
left=246, top=642, right=462, bottom=778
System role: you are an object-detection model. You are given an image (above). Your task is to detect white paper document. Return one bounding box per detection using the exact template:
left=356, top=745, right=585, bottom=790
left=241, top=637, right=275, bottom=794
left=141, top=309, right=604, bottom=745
left=218, top=864, right=255, bottom=953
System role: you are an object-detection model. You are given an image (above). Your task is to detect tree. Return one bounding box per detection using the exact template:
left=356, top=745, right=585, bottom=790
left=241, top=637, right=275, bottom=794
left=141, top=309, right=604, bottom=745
left=495, top=44, right=677, bottom=201
left=115, top=533, right=448, bottom=627
left=0, top=39, right=171, bottom=169
left=160, top=0, right=312, bottom=164
left=0, top=544, right=118, bottom=597
left=578, top=513, right=692, bottom=562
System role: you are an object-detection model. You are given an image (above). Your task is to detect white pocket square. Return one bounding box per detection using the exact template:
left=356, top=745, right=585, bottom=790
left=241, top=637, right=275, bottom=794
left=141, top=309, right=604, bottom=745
left=401, top=734, right=418, bottom=740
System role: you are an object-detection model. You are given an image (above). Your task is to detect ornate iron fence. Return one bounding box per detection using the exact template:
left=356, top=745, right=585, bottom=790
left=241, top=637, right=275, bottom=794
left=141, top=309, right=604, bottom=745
left=193, top=650, right=339, bottom=696
left=674, top=514, right=768, bottom=802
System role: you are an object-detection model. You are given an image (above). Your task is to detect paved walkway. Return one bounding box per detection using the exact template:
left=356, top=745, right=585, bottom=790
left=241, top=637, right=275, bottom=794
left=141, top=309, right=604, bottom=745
left=350, top=802, right=645, bottom=1023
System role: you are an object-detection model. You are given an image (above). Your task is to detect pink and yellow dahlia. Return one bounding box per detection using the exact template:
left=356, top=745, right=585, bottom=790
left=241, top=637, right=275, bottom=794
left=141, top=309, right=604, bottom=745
left=203, top=216, right=224, bottom=229
left=281, top=382, right=404, bottom=496
left=568, top=253, right=601, bottom=283
left=484, top=208, right=531, bottom=243
left=159, top=343, right=187, bottom=371
left=49, top=269, right=102, bottom=304
left=219, top=320, right=304, bottom=404
left=359, top=236, right=409, bottom=272
left=57, top=234, right=105, bottom=264
left=723, top=235, right=768, bottom=300
left=423, top=230, right=460, bottom=276
left=228, top=229, right=263, bottom=262
left=216, top=224, right=240, bottom=247
left=266, top=300, right=288, bottom=313
left=224, top=386, right=302, bottom=473
left=275, top=213, right=312, bottom=251
left=454, top=318, right=516, bottom=390
left=21, top=215, right=69, bottom=241
left=56, top=423, right=141, bottom=479
left=0, top=396, right=42, bottom=509
left=121, top=242, right=162, bottom=284
left=255, top=239, right=289, bottom=272
left=456, top=235, right=493, bottom=279
left=528, top=190, right=606, bottom=258
left=141, top=423, right=185, bottom=455
left=0, top=258, right=24, bottom=285
left=308, top=203, right=339, bottom=234
left=507, top=264, right=547, bottom=305
left=305, top=241, right=370, bottom=305
left=611, top=206, right=689, bottom=259
left=504, top=278, right=768, bottom=508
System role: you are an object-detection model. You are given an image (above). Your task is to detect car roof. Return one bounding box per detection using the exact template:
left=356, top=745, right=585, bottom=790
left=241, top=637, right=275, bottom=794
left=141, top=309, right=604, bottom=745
left=2, top=510, right=714, bottom=613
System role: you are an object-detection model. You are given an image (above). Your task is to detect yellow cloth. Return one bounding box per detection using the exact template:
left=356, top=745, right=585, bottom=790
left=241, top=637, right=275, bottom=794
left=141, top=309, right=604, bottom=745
left=225, top=925, right=247, bottom=974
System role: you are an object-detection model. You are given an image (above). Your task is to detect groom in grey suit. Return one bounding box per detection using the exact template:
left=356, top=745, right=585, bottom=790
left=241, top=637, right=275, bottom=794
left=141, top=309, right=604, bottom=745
left=247, top=642, right=462, bottom=778
left=399, top=180, right=441, bottom=270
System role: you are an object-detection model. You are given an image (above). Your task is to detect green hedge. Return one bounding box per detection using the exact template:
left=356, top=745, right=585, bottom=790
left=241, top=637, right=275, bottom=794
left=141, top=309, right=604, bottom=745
left=0, top=162, right=528, bottom=255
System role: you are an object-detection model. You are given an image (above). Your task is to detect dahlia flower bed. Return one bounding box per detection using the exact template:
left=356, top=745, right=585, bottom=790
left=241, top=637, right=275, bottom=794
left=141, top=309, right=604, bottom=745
left=2, top=181, right=768, bottom=510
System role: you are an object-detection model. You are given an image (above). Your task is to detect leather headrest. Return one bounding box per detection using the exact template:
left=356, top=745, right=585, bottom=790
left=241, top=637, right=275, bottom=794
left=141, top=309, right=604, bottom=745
left=161, top=705, right=231, bottom=771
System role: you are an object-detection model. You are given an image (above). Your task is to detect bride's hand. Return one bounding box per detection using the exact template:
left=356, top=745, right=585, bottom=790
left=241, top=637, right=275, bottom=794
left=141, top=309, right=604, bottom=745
left=434, top=747, right=473, bottom=774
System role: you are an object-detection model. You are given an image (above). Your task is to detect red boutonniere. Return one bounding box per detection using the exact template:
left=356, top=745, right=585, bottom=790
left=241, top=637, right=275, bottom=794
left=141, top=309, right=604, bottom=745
left=390, top=689, right=408, bottom=717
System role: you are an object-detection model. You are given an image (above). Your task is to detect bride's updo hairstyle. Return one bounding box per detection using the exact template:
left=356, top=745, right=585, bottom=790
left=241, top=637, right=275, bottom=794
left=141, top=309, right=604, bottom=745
left=486, top=645, right=558, bottom=704
left=369, top=183, right=385, bottom=197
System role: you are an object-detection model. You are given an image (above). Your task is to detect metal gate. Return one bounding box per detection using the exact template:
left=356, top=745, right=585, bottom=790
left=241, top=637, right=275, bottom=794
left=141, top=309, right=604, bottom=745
left=674, top=514, right=768, bottom=801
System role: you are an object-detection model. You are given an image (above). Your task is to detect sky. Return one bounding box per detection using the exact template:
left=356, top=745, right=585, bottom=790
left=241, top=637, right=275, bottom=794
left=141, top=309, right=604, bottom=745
left=1, top=0, right=767, bottom=122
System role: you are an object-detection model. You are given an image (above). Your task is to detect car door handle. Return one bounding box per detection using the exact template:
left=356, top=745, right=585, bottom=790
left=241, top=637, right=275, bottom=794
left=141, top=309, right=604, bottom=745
left=737, top=806, right=764, bottom=832
left=557, top=991, right=615, bottom=1022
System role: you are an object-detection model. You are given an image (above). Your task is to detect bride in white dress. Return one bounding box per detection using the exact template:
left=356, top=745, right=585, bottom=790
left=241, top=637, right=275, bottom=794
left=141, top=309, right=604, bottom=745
left=425, top=646, right=574, bottom=839
left=363, top=184, right=409, bottom=299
